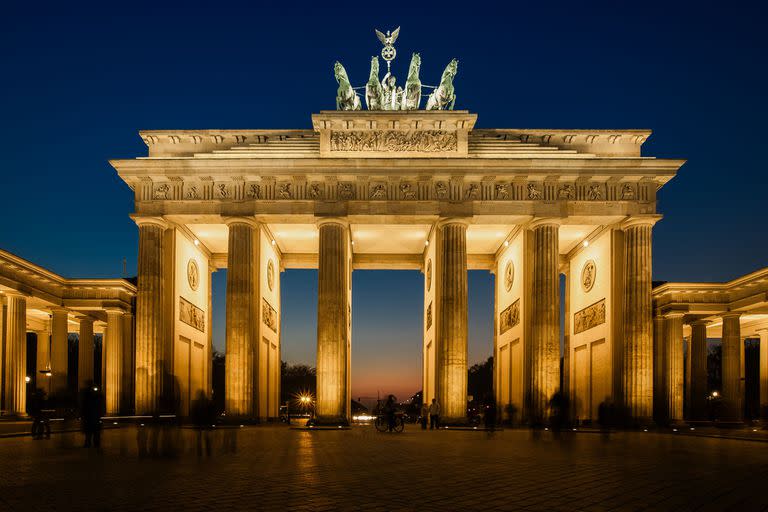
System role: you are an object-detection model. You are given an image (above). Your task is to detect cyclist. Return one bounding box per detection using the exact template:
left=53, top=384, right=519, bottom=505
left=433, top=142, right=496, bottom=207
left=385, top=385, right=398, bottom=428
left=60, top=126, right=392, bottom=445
left=383, top=395, right=397, bottom=432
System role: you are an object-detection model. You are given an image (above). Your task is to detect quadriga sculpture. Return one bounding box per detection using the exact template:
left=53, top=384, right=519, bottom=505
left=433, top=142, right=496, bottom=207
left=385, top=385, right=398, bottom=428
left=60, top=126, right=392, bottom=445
left=365, top=56, right=384, bottom=110
left=401, top=52, right=422, bottom=110
left=426, top=59, right=458, bottom=111
left=334, top=62, right=361, bottom=111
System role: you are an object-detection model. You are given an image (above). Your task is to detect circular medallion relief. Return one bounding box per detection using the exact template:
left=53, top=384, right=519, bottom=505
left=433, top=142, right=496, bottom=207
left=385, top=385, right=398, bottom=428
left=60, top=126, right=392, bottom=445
left=504, top=261, right=514, bottom=292
left=426, top=259, right=432, bottom=291
left=581, top=260, right=597, bottom=293
left=187, top=259, right=200, bottom=291
left=267, top=260, right=275, bottom=291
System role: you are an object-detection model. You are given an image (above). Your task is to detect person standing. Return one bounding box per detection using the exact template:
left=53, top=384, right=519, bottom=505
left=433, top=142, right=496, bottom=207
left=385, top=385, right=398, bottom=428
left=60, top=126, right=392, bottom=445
left=429, top=398, right=440, bottom=430
left=420, top=402, right=429, bottom=430
left=80, top=381, right=102, bottom=448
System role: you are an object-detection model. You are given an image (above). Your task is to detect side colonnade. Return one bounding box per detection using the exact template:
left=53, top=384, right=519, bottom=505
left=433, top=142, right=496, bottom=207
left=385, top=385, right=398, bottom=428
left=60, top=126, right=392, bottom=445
left=0, top=248, right=135, bottom=417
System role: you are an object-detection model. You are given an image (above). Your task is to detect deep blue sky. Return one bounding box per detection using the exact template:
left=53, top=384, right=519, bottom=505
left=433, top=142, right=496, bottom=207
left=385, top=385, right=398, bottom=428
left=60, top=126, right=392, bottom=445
left=2, top=2, right=766, bottom=397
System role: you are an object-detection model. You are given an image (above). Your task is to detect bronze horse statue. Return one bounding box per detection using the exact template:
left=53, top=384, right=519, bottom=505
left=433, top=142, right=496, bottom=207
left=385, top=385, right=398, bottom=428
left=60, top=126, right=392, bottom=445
left=401, top=53, right=422, bottom=110
left=365, top=56, right=384, bottom=110
left=334, top=61, right=361, bottom=111
left=426, top=59, right=458, bottom=111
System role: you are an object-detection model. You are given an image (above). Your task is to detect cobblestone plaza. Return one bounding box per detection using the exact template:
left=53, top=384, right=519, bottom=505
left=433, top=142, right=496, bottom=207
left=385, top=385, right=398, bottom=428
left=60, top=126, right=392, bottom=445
left=1, top=425, right=766, bottom=511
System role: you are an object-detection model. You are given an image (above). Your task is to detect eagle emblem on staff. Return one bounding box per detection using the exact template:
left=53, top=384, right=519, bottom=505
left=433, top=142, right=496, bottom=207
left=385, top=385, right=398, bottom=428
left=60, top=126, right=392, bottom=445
left=375, top=26, right=400, bottom=69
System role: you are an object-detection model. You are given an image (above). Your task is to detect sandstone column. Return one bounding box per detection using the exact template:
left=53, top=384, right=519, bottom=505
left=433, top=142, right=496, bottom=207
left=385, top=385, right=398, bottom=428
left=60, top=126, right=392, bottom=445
left=105, top=309, right=124, bottom=415
left=721, top=313, right=742, bottom=422
left=134, top=217, right=169, bottom=415
left=78, top=317, right=94, bottom=390
left=528, top=219, right=560, bottom=421
left=316, top=219, right=351, bottom=424
left=121, top=312, right=134, bottom=414
left=436, top=219, right=468, bottom=424
left=689, top=320, right=709, bottom=421
left=36, top=325, right=50, bottom=379
left=664, top=313, right=684, bottom=424
left=225, top=218, right=259, bottom=417
left=4, top=293, right=27, bottom=415
left=652, top=315, right=667, bottom=423
left=621, top=217, right=656, bottom=424
left=758, top=329, right=768, bottom=421
left=50, top=308, right=69, bottom=397
left=562, top=268, right=571, bottom=402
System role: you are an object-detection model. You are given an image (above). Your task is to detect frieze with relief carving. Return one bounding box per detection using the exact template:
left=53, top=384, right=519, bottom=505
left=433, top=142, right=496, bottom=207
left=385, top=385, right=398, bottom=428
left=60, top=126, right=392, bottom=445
left=574, top=298, right=605, bottom=334
left=262, top=298, right=278, bottom=333
left=143, top=176, right=652, bottom=204
left=179, top=297, right=205, bottom=332
left=499, top=299, right=520, bottom=335
left=329, top=130, right=457, bottom=153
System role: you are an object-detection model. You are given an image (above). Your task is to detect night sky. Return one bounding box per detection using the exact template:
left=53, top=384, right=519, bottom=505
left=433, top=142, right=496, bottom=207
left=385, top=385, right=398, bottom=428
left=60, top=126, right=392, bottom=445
left=2, top=2, right=766, bottom=398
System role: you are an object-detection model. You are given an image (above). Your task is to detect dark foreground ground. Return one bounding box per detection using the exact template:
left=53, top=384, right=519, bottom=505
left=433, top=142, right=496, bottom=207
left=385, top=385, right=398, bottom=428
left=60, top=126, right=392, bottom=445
left=0, top=424, right=766, bottom=511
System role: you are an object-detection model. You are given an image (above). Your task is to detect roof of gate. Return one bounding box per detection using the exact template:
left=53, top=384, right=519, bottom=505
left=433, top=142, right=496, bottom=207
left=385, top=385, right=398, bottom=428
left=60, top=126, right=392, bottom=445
left=137, top=128, right=654, bottom=159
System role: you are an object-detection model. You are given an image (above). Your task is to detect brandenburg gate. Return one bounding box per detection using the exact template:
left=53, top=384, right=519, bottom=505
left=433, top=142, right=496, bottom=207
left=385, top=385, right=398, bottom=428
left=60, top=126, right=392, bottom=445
left=110, top=105, right=682, bottom=424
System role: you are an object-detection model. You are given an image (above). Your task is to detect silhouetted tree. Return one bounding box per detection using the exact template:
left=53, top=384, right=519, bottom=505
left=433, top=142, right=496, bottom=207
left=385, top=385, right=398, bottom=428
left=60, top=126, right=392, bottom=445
left=211, top=350, right=225, bottom=414
left=280, top=362, right=316, bottom=405
left=707, top=343, right=721, bottom=394
left=468, top=356, right=493, bottom=406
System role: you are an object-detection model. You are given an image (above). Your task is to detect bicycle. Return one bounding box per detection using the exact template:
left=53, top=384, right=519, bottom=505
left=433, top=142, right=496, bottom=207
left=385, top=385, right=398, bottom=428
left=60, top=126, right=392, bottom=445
left=374, top=412, right=405, bottom=433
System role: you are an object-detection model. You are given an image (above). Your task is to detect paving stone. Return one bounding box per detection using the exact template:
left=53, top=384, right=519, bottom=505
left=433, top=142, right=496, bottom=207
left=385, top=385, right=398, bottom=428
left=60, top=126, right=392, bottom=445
left=0, top=426, right=766, bottom=511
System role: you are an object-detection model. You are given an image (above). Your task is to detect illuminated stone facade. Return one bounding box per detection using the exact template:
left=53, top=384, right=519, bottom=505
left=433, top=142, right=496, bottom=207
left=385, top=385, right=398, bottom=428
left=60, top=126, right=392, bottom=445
left=4, top=109, right=767, bottom=427
left=110, top=110, right=685, bottom=425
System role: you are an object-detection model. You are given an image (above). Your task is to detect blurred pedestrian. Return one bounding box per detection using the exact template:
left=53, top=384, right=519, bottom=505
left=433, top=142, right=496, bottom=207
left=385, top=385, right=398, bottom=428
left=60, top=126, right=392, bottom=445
left=80, top=381, right=102, bottom=448
left=429, top=398, right=440, bottom=429
left=420, top=401, right=429, bottom=430
left=30, top=388, right=51, bottom=439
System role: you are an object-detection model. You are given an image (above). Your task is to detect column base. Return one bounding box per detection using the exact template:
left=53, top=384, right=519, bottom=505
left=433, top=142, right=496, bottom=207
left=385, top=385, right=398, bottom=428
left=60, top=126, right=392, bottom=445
left=309, top=416, right=350, bottom=427
left=438, top=417, right=469, bottom=427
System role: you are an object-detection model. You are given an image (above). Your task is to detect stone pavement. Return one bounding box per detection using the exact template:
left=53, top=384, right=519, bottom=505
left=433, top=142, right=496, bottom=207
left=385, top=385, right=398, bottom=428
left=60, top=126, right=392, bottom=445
left=0, top=425, right=766, bottom=511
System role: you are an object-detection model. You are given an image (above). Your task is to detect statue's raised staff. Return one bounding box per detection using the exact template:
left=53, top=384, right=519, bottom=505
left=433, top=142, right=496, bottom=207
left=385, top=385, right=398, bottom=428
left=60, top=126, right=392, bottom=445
left=426, top=59, right=458, bottom=111
left=365, top=56, right=384, bottom=110
left=334, top=62, right=361, bottom=111
left=401, top=52, right=421, bottom=110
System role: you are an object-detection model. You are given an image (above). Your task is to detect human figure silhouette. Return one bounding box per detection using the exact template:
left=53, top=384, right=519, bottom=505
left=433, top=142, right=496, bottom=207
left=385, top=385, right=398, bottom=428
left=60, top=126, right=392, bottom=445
left=79, top=381, right=102, bottom=448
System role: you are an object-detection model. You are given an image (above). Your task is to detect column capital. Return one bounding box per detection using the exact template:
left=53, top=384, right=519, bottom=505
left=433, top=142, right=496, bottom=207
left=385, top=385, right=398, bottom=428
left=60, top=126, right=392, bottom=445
left=528, top=217, right=562, bottom=230
left=223, top=216, right=260, bottom=229
left=721, top=312, right=742, bottom=320
left=436, top=217, right=470, bottom=229
left=620, top=215, right=662, bottom=230
left=316, top=217, right=350, bottom=229
left=49, top=307, right=69, bottom=316
left=663, top=312, right=686, bottom=320
left=104, top=307, right=126, bottom=317
left=1, top=289, right=27, bottom=299
left=132, top=215, right=170, bottom=229
left=689, top=319, right=711, bottom=327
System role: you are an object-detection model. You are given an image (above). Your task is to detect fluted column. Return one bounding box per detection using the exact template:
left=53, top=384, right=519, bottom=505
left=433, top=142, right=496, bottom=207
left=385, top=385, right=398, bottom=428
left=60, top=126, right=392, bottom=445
left=689, top=320, right=709, bottom=421
left=652, top=315, right=666, bottom=423
left=36, top=325, right=50, bottom=381
left=664, top=313, right=684, bottom=424
left=50, top=308, right=69, bottom=397
left=435, top=219, right=468, bottom=424
left=121, top=312, right=134, bottom=414
left=622, top=217, right=656, bottom=424
left=134, top=217, right=169, bottom=415
left=105, top=309, right=124, bottom=415
left=528, top=220, right=560, bottom=421
left=225, top=218, right=259, bottom=417
left=721, top=313, right=742, bottom=422
left=4, top=293, right=27, bottom=415
left=316, top=219, right=350, bottom=424
left=78, top=318, right=94, bottom=390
